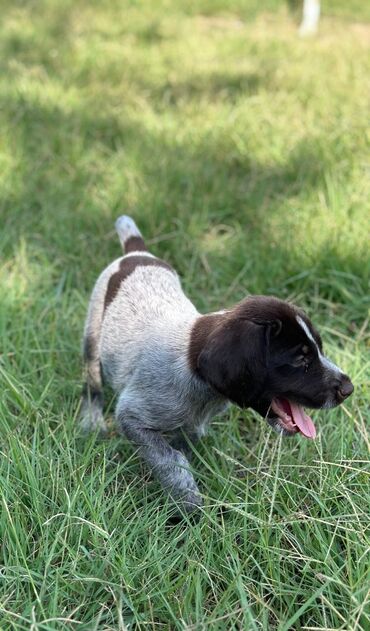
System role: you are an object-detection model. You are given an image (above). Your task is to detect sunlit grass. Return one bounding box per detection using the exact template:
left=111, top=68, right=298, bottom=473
left=0, top=0, right=369, bottom=629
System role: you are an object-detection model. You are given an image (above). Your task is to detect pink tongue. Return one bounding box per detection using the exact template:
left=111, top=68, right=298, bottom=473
left=289, top=401, right=316, bottom=439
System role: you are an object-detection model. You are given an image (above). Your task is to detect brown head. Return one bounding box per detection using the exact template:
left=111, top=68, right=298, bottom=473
left=189, top=296, right=354, bottom=438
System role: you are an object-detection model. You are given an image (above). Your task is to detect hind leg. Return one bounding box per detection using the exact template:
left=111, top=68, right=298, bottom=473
left=80, top=333, right=107, bottom=433
left=79, top=215, right=146, bottom=432
left=79, top=269, right=112, bottom=433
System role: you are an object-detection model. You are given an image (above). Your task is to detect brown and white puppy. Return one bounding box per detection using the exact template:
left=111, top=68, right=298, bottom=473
left=81, top=216, right=353, bottom=513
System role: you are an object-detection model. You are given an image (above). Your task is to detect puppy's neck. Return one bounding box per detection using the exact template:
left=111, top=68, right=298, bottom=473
left=188, top=311, right=227, bottom=374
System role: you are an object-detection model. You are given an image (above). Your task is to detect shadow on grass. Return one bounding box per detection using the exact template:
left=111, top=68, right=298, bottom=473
left=1, top=88, right=367, bottom=295
left=0, top=0, right=368, bottom=322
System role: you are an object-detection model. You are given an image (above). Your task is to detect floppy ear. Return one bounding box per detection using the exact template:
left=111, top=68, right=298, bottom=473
left=250, top=318, right=282, bottom=340
left=197, top=318, right=268, bottom=407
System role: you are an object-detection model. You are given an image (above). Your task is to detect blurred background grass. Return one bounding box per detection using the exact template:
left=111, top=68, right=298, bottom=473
left=0, top=1, right=369, bottom=629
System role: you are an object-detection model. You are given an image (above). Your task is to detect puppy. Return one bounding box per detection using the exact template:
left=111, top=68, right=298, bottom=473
left=80, top=216, right=353, bottom=513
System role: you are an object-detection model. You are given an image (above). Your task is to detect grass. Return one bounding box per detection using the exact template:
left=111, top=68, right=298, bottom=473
left=0, top=0, right=369, bottom=628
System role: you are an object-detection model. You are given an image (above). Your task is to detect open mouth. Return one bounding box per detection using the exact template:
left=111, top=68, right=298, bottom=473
left=270, top=397, right=316, bottom=439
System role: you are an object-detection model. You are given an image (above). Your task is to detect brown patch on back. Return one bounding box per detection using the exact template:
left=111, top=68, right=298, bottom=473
left=124, top=236, right=148, bottom=253
left=188, top=313, right=225, bottom=374
left=104, top=255, right=175, bottom=311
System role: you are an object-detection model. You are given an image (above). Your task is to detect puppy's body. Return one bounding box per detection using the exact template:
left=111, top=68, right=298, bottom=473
left=101, top=263, right=226, bottom=432
left=81, top=217, right=353, bottom=513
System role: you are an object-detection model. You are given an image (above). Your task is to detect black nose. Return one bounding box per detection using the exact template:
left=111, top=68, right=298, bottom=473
left=338, top=375, right=354, bottom=400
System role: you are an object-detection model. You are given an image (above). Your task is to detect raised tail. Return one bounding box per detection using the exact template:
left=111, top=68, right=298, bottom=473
left=115, top=215, right=148, bottom=254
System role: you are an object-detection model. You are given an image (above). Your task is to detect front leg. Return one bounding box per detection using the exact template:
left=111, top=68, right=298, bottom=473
left=116, top=409, right=202, bottom=514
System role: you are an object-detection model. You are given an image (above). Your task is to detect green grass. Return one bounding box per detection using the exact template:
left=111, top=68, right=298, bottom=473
left=1, top=0, right=370, bottom=628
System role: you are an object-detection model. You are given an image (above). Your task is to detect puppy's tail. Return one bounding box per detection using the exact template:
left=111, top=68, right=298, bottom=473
left=115, top=215, right=147, bottom=254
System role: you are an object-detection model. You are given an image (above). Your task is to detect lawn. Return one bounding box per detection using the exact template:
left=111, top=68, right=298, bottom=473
left=0, top=1, right=369, bottom=629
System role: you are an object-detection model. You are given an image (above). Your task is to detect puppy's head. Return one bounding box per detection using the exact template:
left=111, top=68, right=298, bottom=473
left=194, top=296, right=353, bottom=438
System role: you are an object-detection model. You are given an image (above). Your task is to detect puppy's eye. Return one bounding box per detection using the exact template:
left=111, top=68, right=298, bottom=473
left=296, top=355, right=308, bottom=365
left=297, top=346, right=311, bottom=372
left=291, top=345, right=311, bottom=369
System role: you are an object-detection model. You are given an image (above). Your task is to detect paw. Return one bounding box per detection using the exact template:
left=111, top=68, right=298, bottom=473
left=79, top=402, right=107, bottom=434
left=168, top=461, right=203, bottom=514
left=178, top=489, right=203, bottom=514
